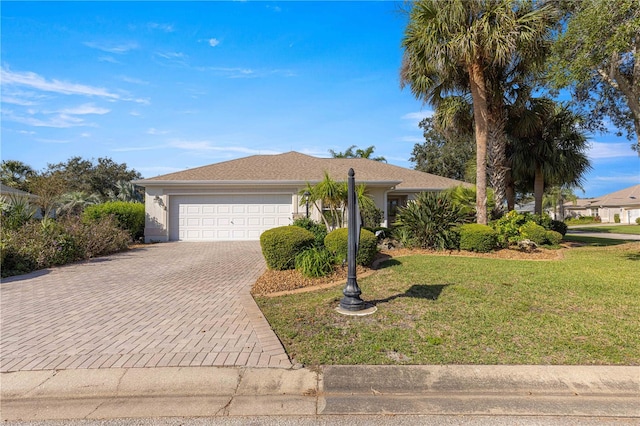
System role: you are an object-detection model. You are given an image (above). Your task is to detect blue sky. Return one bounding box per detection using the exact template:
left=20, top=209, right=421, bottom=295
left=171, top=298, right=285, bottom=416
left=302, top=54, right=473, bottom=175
left=1, top=1, right=638, bottom=198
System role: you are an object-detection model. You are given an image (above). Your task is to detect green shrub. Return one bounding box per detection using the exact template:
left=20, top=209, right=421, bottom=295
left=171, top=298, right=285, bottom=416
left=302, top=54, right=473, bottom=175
left=295, top=247, right=334, bottom=278
left=519, top=221, right=548, bottom=245
left=260, top=226, right=315, bottom=270
left=565, top=216, right=597, bottom=225
left=360, top=203, right=383, bottom=229
left=550, top=220, right=568, bottom=236
left=393, top=192, right=467, bottom=250
left=292, top=217, right=327, bottom=247
left=545, top=230, right=563, bottom=245
left=459, top=224, right=498, bottom=253
left=1, top=216, right=130, bottom=278
left=0, top=194, right=37, bottom=231
left=83, top=201, right=145, bottom=241
left=324, top=227, right=378, bottom=266
left=491, top=210, right=530, bottom=247
left=636, top=217, right=640, bottom=225
left=614, top=213, right=621, bottom=223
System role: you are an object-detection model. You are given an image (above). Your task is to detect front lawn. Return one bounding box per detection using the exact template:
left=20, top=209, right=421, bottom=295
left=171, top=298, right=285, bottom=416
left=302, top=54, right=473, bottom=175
left=569, top=225, right=640, bottom=235
left=255, top=243, right=640, bottom=366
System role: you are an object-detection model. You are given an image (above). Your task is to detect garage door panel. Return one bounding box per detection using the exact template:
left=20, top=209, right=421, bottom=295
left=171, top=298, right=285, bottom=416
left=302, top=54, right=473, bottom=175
left=169, top=194, right=292, bottom=241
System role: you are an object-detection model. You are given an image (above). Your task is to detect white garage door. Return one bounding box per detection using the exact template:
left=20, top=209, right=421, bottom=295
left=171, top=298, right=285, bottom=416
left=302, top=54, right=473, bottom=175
left=169, top=194, right=292, bottom=241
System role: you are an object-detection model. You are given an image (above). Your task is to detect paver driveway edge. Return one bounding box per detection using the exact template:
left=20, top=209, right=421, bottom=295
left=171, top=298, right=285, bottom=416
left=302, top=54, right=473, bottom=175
left=1, top=242, right=291, bottom=372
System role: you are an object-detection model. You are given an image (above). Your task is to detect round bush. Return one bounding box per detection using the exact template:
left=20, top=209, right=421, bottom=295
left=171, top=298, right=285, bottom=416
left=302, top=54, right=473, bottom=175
left=459, top=224, right=498, bottom=253
left=260, top=226, right=315, bottom=270
left=292, top=217, right=327, bottom=247
left=636, top=217, right=640, bottom=225
left=546, top=230, right=563, bottom=245
left=518, top=221, right=548, bottom=245
left=83, top=201, right=145, bottom=241
left=324, top=227, right=378, bottom=266
left=550, top=220, right=568, bottom=236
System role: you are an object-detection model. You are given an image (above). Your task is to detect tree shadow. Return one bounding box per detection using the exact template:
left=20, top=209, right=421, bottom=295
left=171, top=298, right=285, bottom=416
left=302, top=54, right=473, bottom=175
left=624, top=252, right=640, bottom=261
left=369, top=284, right=450, bottom=306
left=1, top=269, right=51, bottom=283
left=372, top=254, right=402, bottom=270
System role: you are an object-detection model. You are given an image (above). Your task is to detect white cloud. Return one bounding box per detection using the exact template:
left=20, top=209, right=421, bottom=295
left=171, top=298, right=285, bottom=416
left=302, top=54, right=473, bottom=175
left=119, top=75, right=149, bottom=85
left=35, top=138, right=72, bottom=144
left=588, top=141, right=637, bottom=159
left=592, top=174, right=640, bottom=183
left=147, top=128, right=169, bottom=135
left=2, top=110, right=88, bottom=128
left=147, top=22, right=174, bottom=32
left=169, top=140, right=280, bottom=155
left=402, top=111, right=433, bottom=121
left=1, top=67, right=121, bottom=100
left=208, top=38, right=220, bottom=47
left=1, top=96, right=37, bottom=106
left=58, top=104, right=110, bottom=115
left=155, top=51, right=186, bottom=60
left=130, top=111, right=142, bottom=116
left=98, top=56, right=121, bottom=64
left=84, top=41, right=138, bottom=54
left=80, top=132, right=91, bottom=138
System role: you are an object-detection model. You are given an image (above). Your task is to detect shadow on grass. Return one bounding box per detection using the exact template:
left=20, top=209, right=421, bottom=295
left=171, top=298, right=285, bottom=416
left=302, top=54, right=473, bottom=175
left=372, top=254, right=402, bottom=269
left=624, top=252, right=640, bottom=261
left=369, top=283, right=449, bottom=306
left=564, top=235, right=634, bottom=247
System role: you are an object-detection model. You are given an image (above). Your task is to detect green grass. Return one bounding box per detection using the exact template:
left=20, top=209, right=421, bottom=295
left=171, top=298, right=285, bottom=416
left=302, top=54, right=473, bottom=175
left=569, top=225, right=640, bottom=235
left=564, top=234, right=637, bottom=246
left=255, top=243, right=640, bottom=366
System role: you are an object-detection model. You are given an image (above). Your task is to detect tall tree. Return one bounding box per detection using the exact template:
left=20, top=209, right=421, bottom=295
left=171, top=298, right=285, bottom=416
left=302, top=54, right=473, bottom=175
left=510, top=102, right=591, bottom=215
left=411, top=117, right=475, bottom=181
left=1, top=160, right=35, bottom=192
left=548, top=0, right=640, bottom=152
left=46, top=157, right=142, bottom=200
left=401, top=0, right=554, bottom=224
left=328, top=145, right=386, bottom=162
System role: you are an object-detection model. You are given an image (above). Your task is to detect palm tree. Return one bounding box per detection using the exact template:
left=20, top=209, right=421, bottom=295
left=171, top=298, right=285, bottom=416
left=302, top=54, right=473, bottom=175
left=56, top=191, right=101, bottom=217
left=510, top=103, right=591, bottom=215
left=401, top=0, right=554, bottom=224
left=328, top=145, right=386, bottom=162
left=107, top=180, right=143, bottom=203
left=301, top=172, right=376, bottom=231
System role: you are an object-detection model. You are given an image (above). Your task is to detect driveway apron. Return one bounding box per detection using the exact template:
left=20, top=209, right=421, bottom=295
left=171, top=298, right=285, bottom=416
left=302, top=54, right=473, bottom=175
left=1, top=242, right=291, bottom=372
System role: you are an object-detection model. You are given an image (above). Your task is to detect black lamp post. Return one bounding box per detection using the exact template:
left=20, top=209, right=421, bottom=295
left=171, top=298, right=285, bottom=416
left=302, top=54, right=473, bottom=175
left=339, top=168, right=366, bottom=311
left=303, top=191, right=310, bottom=218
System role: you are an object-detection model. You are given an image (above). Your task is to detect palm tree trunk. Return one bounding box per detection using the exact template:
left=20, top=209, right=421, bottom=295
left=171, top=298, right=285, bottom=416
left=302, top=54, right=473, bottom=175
left=468, top=62, right=489, bottom=225
left=534, top=164, right=544, bottom=215
left=506, top=168, right=516, bottom=211
left=488, top=107, right=508, bottom=216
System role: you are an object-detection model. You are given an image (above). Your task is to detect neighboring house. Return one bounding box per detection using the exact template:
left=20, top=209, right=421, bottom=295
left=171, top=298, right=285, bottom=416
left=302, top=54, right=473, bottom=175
left=134, top=151, right=467, bottom=242
left=564, top=184, right=640, bottom=224
left=0, top=183, right=37, bottom=200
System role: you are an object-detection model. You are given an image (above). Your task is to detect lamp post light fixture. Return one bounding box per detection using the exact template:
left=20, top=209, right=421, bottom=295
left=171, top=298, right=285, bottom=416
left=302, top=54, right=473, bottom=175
left=303, top=191, right=310, bottom=218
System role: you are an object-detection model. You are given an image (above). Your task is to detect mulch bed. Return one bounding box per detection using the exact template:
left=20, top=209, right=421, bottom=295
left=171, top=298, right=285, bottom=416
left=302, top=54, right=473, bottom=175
left=251, top=246, right=565, bottom=296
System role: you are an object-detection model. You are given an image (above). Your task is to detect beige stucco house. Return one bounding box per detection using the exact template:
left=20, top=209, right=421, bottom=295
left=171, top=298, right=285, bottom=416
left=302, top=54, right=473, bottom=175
left=564, top=184, right=640, bottom=224
left=134, top=151, right=467, bottom=242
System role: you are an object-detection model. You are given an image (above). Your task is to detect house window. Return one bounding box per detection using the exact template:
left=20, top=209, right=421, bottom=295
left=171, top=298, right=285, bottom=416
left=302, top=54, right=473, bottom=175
left=591, top=208, right=599, bottom=217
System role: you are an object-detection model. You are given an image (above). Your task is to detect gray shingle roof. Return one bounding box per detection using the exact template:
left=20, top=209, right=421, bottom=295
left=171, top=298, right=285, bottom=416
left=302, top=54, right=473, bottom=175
left=137, top=151, right=467, bottom=190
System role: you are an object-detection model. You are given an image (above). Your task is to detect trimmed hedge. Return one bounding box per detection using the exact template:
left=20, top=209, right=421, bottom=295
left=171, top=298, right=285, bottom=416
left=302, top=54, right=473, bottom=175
left=550, top=220, right=568, bottom=236
left=546, top=230, right=563, bottom=245
left=83, top=201, right=145, bottom=241
left=519, top=222, right=548, bottom=245
left=292, top=217, right=327, bottom=247
left=324, top=227, right=378, bottom=266
left=260, top=226, right=315, bottom=270
left=459, top=224, right=498, bottom=253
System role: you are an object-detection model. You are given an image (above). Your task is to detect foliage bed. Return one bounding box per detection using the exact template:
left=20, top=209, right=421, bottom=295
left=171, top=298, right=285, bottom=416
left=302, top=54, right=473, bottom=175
left=256, top=242, right=640, bottom=365
left=324, top=228, right=378, bottom=266
left=83, top=201, right=145, bottom=241
left=1, top=216, right=131, bottom=278
left=260, top=226, right=315, bottom=270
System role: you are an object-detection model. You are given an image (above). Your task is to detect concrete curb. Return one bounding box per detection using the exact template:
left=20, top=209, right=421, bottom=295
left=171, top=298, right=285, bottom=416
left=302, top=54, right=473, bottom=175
left=2, top=365, right=639, bottom=421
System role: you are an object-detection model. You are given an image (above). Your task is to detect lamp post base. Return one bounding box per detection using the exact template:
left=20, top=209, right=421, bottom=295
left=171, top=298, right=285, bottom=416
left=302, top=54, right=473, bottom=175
left=336, top=303, right=377, bottom=316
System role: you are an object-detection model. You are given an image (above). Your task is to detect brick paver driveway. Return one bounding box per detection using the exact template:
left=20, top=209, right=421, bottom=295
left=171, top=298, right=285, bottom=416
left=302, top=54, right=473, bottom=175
left=1, top=242, right=290, bottom=372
